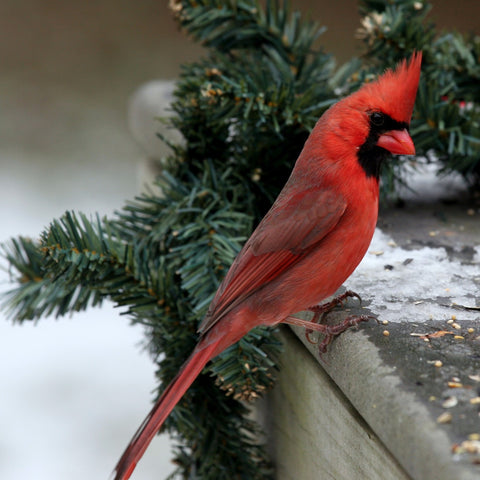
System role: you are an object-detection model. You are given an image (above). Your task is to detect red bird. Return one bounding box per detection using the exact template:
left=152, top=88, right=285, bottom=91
left=114, top=53, right=422, bottom=479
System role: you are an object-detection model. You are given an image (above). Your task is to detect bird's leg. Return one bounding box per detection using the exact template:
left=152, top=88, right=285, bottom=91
left=283, top=290, right=371, bottom=355
left=282, top=313, right=374, bottom=354
left=309, top=290, right=362, bottom=323
left=316, top=314, right=374, bottom=354
left=305, top=290, right=362, bottom=343
left=282, top=315, right=330, bottom=333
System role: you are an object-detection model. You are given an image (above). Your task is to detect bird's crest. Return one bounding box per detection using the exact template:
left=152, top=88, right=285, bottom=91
left=353, top=52, right=422, bottom=124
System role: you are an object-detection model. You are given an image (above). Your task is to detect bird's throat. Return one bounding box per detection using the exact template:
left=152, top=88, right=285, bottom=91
left=357, top=145, right=389, bottom=180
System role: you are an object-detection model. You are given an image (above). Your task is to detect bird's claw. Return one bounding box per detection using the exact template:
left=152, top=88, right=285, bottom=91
left=317, top=314, right=374, bottom=354
left=308, top=290, right=362, bottom=322
left=305, top=290, right=363, bottom=343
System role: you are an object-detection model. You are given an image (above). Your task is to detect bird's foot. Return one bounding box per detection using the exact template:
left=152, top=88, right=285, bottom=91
left=308, top=290, right=362, bottom=322
left=283, top=310, right=374, bottom=355
left=305, top=290, right=362, bottom=343
left=316, top=314, right=374, bottom=354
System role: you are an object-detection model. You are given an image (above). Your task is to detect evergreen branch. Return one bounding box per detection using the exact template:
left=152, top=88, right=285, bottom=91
left=1, top=212, right=163, bottom=322
left=171, top=0, right=325, bottom=67
left=1, top=236, right=96, bottom=321
left=2, top=203, right=279, bottom=480
left=169, top=37, right=336, bottom=211
left=1, top=227, right=108, bottom=322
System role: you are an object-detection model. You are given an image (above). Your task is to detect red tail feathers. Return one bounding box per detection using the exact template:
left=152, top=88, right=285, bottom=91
left=113, top=337, right=222, bottom=480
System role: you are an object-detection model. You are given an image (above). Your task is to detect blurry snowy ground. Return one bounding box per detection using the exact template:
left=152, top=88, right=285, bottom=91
left=0, top=89, right=175, bottom=480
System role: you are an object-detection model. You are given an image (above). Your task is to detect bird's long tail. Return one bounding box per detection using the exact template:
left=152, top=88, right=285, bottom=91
left=113, top=336, right=222, bottom=480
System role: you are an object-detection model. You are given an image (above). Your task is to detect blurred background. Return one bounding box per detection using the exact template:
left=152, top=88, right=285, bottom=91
left=1, top=1, right=479, bottom=479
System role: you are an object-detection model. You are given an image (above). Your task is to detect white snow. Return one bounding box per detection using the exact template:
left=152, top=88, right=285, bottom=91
left=347, top=228, right=480, bottom=324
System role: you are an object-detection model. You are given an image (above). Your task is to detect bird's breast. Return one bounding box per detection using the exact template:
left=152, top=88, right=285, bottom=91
left=247, top=190, right=379, bottom=327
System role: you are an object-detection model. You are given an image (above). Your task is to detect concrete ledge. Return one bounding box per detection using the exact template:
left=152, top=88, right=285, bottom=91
left=274, top=319, right=479, bottom=480
left=258, top=325, right=411, bottom=480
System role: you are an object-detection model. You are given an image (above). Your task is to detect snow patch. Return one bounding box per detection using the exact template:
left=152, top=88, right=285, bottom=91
left=346, top=229, right=480, bottom=323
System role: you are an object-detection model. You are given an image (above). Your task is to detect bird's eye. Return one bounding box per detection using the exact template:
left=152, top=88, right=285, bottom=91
left=370, top=112, right=385, bottom=127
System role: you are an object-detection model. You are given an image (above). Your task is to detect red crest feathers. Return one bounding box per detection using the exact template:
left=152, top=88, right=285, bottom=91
left=353, top=52, right=422, bottom=124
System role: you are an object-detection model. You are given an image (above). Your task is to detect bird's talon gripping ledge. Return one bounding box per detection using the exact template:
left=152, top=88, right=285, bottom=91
left=307, top=289, right=363, bottom=323
left=304, top=290, right=364, bottom=344
left=316, top=314, right=373, bottom=354
left=284, top=312, right=374, bottom=354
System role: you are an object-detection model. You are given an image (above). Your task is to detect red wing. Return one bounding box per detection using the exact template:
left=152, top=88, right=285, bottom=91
left=197, top=187, right=347, bottom=334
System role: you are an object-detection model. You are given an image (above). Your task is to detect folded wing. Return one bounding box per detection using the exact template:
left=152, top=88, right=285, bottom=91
left=198, top=187, right=347, bottom=334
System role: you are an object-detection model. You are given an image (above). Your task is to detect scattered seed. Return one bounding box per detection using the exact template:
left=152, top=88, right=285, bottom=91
left=469, top=375, right=480, bottom=382
left=463, top=440, right=480, bottom=454
left=414, top=300, right=424, bottom=305
left=468, top=433, right=480, bottom=441
left=434, top=360, right=443, bottom=368
left=454, top=335, right=465, bottom=341
left=447, top=319, right=454, bottom=325
left=387, top=241, right=397, bottom=247
left=383, top=330, right=390, bottom=337
left=451, top=314, right=457, bottom=321
left=470, top=397, right=480, bottom=405
left=448, top=381, right=463, bottom=388
left=452, top=323, right=461, bottom=330
left=468, top=328, right=475, bottom=334
left=370, top=250, right=384, bottom=256
left=437, top=412, right=453, bottom=424
left=442, top=396, right=458, bottom=408
left=382, top=320, right=389, bottom=325
left=424, top=330, right=455, bottom=339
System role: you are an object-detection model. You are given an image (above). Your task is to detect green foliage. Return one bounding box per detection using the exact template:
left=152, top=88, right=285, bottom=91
left=2, top=213, right=118, bottom=321
left=3, top=1, right=480, bottom=479
left=170, top=0, right=336, bottom=213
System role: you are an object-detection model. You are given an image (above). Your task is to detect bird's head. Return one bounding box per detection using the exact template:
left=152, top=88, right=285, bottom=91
left=319, top=52, right=422, bottom=180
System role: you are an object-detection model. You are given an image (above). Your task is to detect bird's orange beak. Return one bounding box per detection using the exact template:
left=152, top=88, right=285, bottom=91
left=377, top=128, right=415, bottom=155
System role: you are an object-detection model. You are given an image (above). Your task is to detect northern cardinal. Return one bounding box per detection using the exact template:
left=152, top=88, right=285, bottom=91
left=114, top=52, right=422, bottom=479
